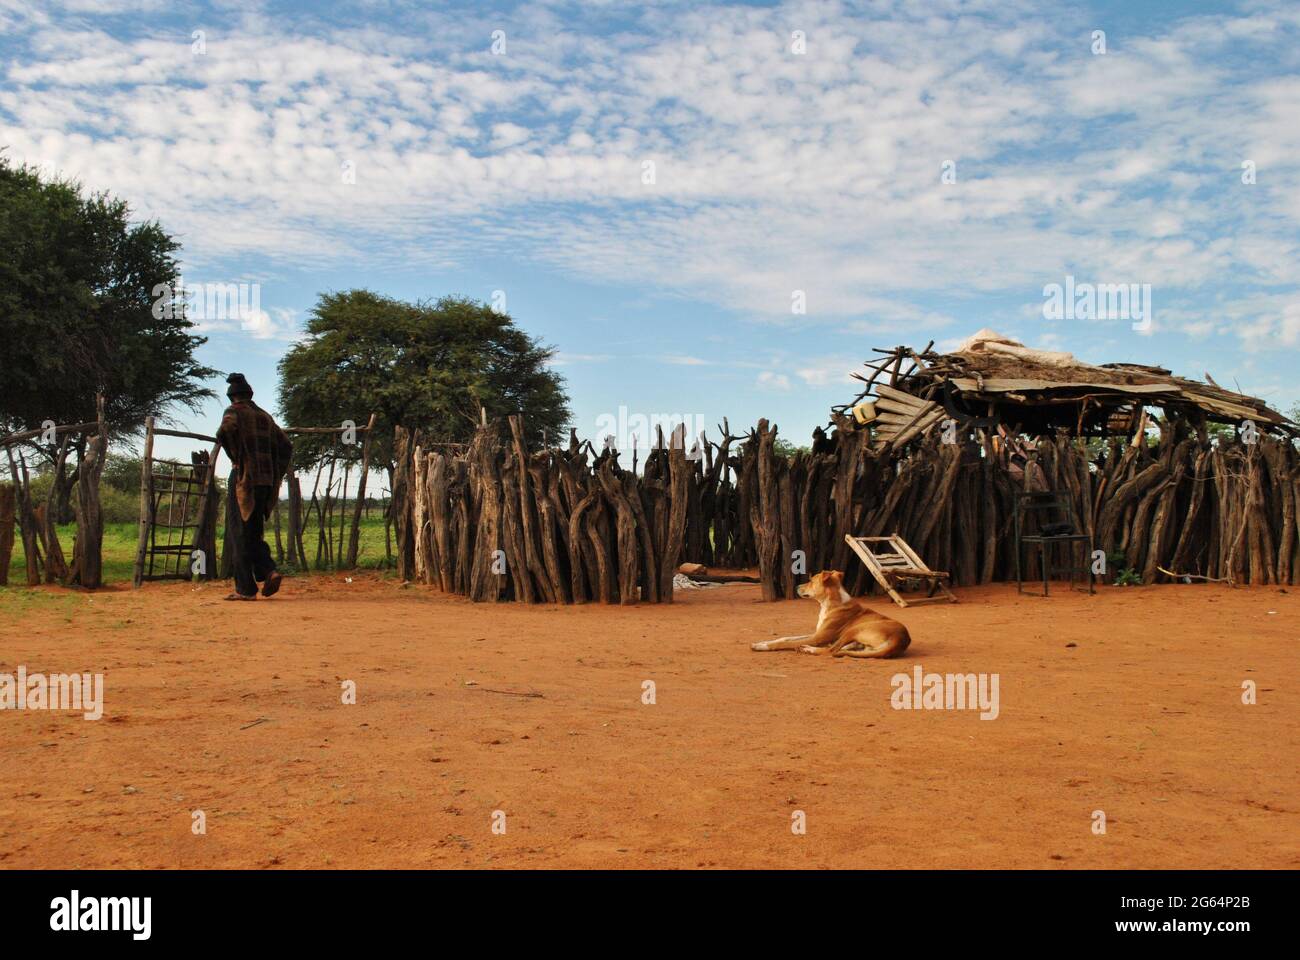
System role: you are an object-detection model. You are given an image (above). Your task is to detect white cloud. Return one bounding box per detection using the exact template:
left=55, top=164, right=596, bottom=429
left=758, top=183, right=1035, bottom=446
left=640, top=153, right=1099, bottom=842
left=794, top=359, right=856, bottom=388
left=551, top=352, right=612, bottom=365
left=0, top=0, right=1297, bottom=356
left=195, top=305, right=298, bottom=342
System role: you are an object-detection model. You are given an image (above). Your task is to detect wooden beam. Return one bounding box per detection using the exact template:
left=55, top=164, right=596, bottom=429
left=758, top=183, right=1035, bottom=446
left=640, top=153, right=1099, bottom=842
left=0, top=421, right=100, bottom=448
left=152, top=428, right=219, bottom=443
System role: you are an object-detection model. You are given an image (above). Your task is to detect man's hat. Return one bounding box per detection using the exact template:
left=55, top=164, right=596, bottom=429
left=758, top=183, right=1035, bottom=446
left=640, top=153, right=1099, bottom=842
left=226, top=372, right=253, bottom=399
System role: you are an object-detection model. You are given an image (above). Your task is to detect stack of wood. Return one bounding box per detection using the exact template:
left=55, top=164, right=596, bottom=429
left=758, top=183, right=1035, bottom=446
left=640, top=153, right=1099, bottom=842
left=395, top=415, right=693, bottom=604
left=393, top=410, right=1300, bottom=600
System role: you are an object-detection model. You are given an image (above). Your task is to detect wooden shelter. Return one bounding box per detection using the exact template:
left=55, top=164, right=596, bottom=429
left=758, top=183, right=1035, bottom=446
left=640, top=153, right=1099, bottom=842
left=391, top=333, right=1298, bottom=601
left=838, top=330, right=1296, bottom=445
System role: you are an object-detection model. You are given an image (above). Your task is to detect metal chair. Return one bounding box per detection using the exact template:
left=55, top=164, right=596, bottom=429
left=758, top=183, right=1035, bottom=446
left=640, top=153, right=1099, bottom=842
left=1014, top=491, right=1094, bottom=596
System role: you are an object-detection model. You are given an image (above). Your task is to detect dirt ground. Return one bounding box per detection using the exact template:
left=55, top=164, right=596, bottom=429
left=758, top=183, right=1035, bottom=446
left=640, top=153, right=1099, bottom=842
left=1, top=574, right=1295, bottom=869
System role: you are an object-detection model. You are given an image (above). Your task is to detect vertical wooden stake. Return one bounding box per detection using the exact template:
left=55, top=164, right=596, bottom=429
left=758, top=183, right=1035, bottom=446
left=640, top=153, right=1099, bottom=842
left=132, top=415, right=156, bottom=587
left=346, top=412, right=377, bottom=568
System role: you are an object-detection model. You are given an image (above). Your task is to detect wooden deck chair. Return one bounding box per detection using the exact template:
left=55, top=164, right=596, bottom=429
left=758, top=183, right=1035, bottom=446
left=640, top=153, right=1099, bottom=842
left=844, top=533, right=957, bottom=608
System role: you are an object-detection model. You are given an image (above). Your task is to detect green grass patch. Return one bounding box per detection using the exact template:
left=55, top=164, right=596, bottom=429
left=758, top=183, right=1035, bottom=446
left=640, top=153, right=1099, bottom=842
left=1, top=515, right=394, bottom=590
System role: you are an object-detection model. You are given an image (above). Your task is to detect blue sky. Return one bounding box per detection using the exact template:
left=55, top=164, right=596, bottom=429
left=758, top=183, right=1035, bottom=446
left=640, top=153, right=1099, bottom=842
left=2, top=0, right=1298, bottom=466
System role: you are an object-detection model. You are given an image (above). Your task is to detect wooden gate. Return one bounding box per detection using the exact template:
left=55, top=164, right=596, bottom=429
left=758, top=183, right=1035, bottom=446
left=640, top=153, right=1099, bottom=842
left=132, top=417, right=221, bottom=585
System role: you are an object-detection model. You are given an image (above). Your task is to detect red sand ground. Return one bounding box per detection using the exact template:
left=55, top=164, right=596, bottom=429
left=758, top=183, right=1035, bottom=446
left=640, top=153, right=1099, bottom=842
left=1, top=575, right=1295, bottom=869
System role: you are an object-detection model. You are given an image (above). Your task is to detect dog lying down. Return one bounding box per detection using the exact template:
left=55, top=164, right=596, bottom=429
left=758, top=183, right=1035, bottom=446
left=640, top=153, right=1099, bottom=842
left=751, top=570, right=911, bottom=659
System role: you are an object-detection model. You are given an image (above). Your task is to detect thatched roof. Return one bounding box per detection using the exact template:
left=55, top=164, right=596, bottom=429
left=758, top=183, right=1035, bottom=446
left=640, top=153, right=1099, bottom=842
left=842, top=330, right=1295, bottom=443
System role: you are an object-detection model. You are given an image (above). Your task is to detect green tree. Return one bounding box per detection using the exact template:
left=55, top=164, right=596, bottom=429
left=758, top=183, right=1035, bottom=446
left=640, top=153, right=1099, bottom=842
left=277, top=290, right=571, bottom=472
left=0, top=155, right=216, bottom=516
left=0, top=155, right=215, bottom=434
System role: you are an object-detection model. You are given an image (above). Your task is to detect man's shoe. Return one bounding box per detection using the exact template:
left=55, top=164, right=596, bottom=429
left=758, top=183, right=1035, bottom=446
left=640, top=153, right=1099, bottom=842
left=262, top=572, right=283, bottom=598
left=224, top=592, right=257, bottom=601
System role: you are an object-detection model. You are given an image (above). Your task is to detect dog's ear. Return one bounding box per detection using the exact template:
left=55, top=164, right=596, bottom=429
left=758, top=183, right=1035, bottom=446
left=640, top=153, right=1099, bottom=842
left=826, top=570, right=844, bottom=588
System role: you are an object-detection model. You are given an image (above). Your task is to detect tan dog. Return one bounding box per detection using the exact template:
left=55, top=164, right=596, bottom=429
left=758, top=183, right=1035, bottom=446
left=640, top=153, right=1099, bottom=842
left=750, top=570, right=911, bottom=658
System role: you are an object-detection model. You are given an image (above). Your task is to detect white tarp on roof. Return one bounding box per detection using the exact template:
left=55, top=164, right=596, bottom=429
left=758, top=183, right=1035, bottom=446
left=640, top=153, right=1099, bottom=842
left=954, top=329, right=1083, bottom=369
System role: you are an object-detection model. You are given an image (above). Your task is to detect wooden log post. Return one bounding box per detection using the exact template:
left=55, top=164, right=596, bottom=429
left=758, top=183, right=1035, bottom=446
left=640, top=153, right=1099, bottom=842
left=452, top=460, right=472, bottom=595
left=1168, top=448, right=1210, bottom=577
left=657, top=426, right=691, bottom=602
left=0, top=483, right=15, bottom=586
left=40, top=434, right=71, bottom=583
left=72, top=397, right=108, bottom=588
left=392, top=428, right=415, bottom=582
left=345, top=412, right=378, bottom=568
left=429, top=452, right=455, bottom=592
left=597, top=460, right=640, bottom=604
left=336, top=459, right=351, bottom=570
left=499, top=458, right=533, bottom=602
left=1266, top=440, right=1296, bottom=585
left=1141, top=455, right=1187, bottom=582
left=735, top=436, right=757, bottom=568
left=286, top=472, right=305, bottom=569
left=625, top=471, right=659, bottom=603
left=509, top=415, right=555, bottom=602
left=316, top=455, right=337, bottom=569
left=777, top=457, right=798, bottom=598
left=829, top=416, right=866, bottom=572
left=1245, top=444, right=1274, bottom=585
left=560, top=452, right=602, bottom=600
left=467, top=425, right=504, bottom=601
left=220, top=479, right=237, bottom=580
left=1096, top=457, right=1167, bottom=555
left=412, top=445, right=430, bottom=583
left=132, top=416, right=156, bottom=587
left=529, top=452, right=571, bottom=603
left=584, top=496, right=616, bottom=604
left=914, top=443, right=962, bottom=561
left=1291, top=465, right=1300, bottom=585
left=567, top=488, right=598, bottom=603
left=749, top=420, right=782, bottom=601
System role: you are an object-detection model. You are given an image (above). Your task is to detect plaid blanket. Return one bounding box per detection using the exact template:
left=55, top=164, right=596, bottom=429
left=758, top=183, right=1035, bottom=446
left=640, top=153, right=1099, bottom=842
left=217, top=400, right=293, bottom=521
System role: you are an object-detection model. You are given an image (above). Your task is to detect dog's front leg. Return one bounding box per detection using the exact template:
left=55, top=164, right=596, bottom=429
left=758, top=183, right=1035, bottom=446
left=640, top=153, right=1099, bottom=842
left=751, top=635, right=811, bottom=652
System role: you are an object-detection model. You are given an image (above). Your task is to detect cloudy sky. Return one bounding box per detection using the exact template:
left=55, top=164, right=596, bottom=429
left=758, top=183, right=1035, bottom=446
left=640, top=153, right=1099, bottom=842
left=2, top=0, right=1298, bottom=459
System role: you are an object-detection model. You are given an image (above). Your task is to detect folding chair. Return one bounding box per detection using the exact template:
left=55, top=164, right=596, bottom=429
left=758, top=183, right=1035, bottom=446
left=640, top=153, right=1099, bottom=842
left=844, top=533, right=957, bottom=608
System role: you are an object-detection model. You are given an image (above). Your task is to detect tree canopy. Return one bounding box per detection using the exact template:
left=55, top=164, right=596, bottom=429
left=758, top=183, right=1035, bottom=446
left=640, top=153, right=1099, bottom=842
left=277, top=290, right=571, bottom=469
left=0, top=155, right=216, bottom=440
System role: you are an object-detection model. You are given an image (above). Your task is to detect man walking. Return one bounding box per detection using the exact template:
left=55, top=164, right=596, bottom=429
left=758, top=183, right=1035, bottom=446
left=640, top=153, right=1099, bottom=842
left=216, top=373, right=293, bottom=600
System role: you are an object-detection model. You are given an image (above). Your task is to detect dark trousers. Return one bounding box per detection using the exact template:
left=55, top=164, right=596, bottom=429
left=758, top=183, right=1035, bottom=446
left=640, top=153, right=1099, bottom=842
left=227, top=472, right=276, bottom=596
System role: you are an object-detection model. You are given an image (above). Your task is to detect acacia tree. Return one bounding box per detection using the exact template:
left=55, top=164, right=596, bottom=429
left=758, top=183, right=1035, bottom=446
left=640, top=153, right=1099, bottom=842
left=277, top=290, right=571, bottom=474
left=0, top=156, right=215, bottom=517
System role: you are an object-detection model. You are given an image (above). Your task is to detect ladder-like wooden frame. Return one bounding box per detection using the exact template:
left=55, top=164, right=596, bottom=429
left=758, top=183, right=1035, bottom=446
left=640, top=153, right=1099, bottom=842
left=844, top=533, right=957, bottom=608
